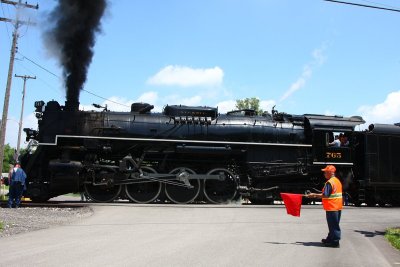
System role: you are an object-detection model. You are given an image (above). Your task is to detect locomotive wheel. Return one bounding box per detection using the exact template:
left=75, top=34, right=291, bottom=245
left=203, top=168, right=238, bottom=204
left=84, top=170, right=122, bottom=203
left=125, top=166, right=162, bottom=203
left=165, top=167, right=201, bottom=204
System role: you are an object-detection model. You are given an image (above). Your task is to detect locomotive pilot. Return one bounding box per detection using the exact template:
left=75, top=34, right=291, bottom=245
left=306, top=165, right=342, bottom=248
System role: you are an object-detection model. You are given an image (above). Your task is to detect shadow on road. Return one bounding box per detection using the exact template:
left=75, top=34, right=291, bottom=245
left=264, top=241, right=325, bottom=247
left=354, top=230, right=385, bottom=237
left=294, top=241, right=325, bottom=247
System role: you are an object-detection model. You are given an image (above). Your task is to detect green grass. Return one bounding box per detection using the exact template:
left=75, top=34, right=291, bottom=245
left=0, top=221, right=4, bottom=231
left=385, top=228, right=400, bottom=250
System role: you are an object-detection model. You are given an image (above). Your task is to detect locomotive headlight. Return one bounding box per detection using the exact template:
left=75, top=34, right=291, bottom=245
left=23, top=128, right=38, bottom=141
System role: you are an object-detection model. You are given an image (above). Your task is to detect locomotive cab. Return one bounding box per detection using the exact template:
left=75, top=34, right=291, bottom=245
left=311, top=130, right=353, bottom=165
left=304, top=114, right=365, bottom=170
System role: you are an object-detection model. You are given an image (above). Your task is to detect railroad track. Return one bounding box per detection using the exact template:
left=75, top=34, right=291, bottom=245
left=0, top=200, right=88, bottom=209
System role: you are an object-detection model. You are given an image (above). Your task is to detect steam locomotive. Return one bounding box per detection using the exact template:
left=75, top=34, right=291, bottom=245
left=20, top=100, right=400, bottom=206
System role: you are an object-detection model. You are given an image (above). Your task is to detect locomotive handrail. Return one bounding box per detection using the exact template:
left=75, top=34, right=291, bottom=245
left=39, top=135, right=313, bottom=147
left=312, top=161, right=353, bottom=166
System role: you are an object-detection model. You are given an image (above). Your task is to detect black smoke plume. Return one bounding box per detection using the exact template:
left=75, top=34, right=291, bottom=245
left=47, top=0, right=107, bottom=109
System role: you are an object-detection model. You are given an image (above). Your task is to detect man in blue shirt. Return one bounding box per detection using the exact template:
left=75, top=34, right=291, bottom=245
left=7, top=162, right=27, bottom=208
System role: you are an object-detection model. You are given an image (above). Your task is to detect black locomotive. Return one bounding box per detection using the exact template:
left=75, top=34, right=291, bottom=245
left=20, top=100, right=400, bottom=206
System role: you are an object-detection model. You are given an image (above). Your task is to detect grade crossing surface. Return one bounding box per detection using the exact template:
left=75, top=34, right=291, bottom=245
left=0, top=204, right=399, bottom=267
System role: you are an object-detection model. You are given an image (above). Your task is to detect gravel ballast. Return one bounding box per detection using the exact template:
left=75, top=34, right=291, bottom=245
left=0, top=206, right=93, bottom=237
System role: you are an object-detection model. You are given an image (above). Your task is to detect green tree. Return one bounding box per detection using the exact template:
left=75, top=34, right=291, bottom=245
left=2, top=144, right=15, bottom=173
left=235, top=97, right=263, bottom=115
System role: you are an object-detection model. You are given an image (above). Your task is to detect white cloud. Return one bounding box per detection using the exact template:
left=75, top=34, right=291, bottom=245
left=80, top=92, right=160, bottom=112
left=312, top=47, right=326, bottom=65
left=260, top=100, right=276, bottom=113
left=147, top=65, right=224, bottom=87
left=324, top=110, right=335, bottom=116
left=24, top=113, right=38, bottom=129
left=357, top=90, right=400, bottom=125
left=280, top=46, right=326, bottom=101
left=215, top=100, right=236, bottom=113
left=164, top=94, right=203, bottom=106
left=181, top=95, right=202, bottom=106
left=137, top=91, right=158, bottom=104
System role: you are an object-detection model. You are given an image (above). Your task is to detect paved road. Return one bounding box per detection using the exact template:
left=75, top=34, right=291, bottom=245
left=1, top=204, right=399, bottom=267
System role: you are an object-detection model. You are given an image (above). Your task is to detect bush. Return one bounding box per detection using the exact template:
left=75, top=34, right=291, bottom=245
left=385, top=228, right=400, bottom=250
left=2, top=144, right=16, bottom=173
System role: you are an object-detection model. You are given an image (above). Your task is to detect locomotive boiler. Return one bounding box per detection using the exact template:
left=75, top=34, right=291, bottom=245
left=20, top=100, right=400, bottom=206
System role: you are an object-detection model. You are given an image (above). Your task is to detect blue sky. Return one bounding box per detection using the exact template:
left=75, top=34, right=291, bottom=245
left=1, top=0, right=400, bottom=147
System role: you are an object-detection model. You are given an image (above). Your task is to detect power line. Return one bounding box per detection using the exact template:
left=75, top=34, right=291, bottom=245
left=81, top=90, right=130, bottom=107
left=18, top=52, right=59, bottom=78
left=0, top=2, right=11, bottom=42
left=17, top=52, right=130, bottom=108
left=324, top=0, right=400, bottom=12
left=359, top=0, right=399, bottom=9
left=15, top=59, right=64, bottom=97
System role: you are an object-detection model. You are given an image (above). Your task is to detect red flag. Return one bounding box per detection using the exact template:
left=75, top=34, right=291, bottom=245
left=280, top=193, right=303, bottom=217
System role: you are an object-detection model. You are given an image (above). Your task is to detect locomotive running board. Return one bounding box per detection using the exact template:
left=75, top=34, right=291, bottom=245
left=39, top=135, right=313, bottom=147
left=313, top=162, right=353, bottom=166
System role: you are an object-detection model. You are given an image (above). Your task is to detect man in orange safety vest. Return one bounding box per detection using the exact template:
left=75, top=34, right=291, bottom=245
left=306, top=165, right=342, bottom=248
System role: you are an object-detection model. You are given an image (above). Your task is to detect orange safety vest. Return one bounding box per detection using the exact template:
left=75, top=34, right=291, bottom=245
left=322, top=177, right=343, bottom=211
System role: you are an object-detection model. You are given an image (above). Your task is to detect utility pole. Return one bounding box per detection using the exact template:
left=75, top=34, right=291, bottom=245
left=14, top=75, right=36, bottom=158
left=0, top=0, right=38, bottom=175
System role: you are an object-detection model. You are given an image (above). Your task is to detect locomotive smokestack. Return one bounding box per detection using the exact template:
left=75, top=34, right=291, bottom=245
left=64, top=100, right=80, bottom=112
left=45, top=0, right=107, bottom=108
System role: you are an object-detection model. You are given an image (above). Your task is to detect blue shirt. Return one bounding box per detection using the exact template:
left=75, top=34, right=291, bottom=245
left=323, top=182, right=332, bottom=197
left=11, top=168, right=27, bottom=185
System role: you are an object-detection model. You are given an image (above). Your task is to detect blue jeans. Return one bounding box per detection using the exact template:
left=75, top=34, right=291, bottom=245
left=326, top=210, right=341, bottom=243
left=7, top=181, right=24, bottom=208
